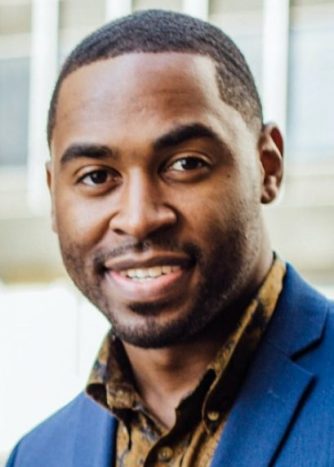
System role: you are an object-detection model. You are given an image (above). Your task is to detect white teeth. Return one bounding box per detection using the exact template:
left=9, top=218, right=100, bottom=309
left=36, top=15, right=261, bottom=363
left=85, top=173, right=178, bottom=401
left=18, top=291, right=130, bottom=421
left=126, top=268, right=138, bottom=278
left=148, top=266, right=163, bottom=278
left=136, top=269, right=147, bottom=279
left=120, top=265, right=180, bottom=280
left=162, top=265, right=173, bottom=274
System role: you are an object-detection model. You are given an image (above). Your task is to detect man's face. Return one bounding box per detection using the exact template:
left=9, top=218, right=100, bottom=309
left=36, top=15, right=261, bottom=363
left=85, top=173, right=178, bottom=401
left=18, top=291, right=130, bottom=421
left=48, top=53, right=279, bottom=348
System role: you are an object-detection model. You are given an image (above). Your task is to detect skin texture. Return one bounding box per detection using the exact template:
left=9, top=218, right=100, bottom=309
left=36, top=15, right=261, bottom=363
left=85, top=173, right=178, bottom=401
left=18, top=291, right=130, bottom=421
left=47, top=52, right=283, bottom=426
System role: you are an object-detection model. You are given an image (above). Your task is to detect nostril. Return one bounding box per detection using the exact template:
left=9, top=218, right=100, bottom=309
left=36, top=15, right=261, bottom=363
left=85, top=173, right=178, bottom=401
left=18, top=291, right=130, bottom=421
left=109, top=203, right=177, bottom=239
left=112, top=227, right=127, bottom=236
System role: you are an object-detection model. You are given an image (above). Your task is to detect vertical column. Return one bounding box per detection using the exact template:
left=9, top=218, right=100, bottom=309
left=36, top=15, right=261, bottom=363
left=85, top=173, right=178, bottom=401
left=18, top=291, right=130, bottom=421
left=27, top=0, right=59, bottom=212
left=182, top=0, right=209, bottom=20
left=262, top=0, right=290, bottom=135
left=105, top=0, right=132, bottom=21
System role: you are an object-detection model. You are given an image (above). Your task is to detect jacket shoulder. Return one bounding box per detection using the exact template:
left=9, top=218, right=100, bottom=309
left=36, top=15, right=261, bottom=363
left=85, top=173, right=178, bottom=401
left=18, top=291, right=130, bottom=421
left=6, top=393, right=115, bottom=467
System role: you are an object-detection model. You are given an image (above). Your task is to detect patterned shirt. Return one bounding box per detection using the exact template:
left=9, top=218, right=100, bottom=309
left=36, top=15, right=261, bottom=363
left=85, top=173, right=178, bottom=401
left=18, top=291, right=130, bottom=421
left=86, top=257, right=286, bottom=466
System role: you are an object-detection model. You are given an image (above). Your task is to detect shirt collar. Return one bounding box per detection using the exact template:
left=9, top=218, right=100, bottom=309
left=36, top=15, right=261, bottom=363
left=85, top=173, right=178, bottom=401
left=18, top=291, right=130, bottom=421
left=86, top=255, right=286, bottom=429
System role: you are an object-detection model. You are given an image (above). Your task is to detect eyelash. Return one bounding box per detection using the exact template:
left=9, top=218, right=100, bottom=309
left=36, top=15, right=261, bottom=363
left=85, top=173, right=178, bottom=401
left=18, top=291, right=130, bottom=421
left=76, top=155, right=210, bottom=189
left=165, top=156, right=209, bottom=172
left=78, top=169, right=118, bottom=187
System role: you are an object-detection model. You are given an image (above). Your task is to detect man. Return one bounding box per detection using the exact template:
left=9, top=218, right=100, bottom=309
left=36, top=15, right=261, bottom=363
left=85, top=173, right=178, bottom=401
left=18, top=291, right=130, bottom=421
left=6, top=9, right=334, bottom=467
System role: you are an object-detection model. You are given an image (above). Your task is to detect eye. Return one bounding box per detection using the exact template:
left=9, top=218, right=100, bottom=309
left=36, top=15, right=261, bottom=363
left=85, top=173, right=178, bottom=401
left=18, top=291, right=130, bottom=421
left=163, top=155, right=211, bottom=182
left=169, top=157, right=208, bottom=172
left=77, top=168, right=120, bottom=189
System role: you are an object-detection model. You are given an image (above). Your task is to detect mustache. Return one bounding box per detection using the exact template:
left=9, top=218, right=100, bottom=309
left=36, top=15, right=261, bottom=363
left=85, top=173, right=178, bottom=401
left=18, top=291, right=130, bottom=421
left=93, top=239, right=202, bottom=271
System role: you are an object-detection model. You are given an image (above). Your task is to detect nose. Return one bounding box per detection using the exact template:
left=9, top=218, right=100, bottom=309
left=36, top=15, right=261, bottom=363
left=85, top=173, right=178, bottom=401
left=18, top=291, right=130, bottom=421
left=109, top=172, right=177, bottom=240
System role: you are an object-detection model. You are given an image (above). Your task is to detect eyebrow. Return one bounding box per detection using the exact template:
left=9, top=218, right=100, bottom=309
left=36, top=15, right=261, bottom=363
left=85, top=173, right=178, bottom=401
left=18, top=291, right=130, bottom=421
left=60, top=144, right=115, bottom=166
left=59, top=122, right=228, bottom=166
left=153, top=123, right=224, bottom=152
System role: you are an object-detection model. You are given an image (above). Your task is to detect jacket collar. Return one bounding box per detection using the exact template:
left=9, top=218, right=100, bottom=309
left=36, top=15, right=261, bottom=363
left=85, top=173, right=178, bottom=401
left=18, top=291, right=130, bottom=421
left=211, top=264, right=328, bottom=467
left=265, top=264, right=327, bottom=357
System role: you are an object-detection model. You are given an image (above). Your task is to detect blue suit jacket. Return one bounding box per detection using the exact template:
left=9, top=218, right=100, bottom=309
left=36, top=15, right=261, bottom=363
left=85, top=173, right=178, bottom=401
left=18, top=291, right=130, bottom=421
left=6, top=265, right=334, bottom=466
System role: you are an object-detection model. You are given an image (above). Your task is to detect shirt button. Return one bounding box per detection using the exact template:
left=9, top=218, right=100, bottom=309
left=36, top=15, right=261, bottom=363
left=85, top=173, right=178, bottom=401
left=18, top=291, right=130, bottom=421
left=207, top=410, right=220, bottom=422
left=158, top=446, right=174, bottom=462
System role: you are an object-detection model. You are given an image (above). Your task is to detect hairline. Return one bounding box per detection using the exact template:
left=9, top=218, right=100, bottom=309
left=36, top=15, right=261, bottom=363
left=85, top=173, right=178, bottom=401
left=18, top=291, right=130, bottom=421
left=48, top=51, right=262, bottom=148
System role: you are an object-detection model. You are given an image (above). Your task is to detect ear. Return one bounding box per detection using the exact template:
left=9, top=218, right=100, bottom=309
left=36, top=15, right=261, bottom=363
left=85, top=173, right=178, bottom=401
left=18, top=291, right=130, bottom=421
left=45, top=161, right=58, bottom=233
left=258, top=123, right=284, bottom=204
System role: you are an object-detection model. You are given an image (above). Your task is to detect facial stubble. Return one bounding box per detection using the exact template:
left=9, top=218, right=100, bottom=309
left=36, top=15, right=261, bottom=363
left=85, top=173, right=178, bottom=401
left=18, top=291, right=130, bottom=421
left=57, top=205, right=262, bottom=349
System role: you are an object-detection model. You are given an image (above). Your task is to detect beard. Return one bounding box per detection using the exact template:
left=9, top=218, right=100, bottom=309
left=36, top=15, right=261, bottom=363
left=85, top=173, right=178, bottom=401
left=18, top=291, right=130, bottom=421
left=57, top=206, right=263, bottom=349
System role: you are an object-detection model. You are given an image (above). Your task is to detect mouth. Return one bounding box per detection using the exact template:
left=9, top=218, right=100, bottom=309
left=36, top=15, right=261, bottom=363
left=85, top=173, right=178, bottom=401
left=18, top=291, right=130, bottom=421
left=117, top=264, right=181, bottom=281
left=103, top=254, right=194, bottom=303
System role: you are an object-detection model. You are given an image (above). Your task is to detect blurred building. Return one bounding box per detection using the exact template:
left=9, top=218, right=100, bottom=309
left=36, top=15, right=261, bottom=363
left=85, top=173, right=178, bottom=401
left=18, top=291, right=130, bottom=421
left=1, top=0, right=334, bottom=284
left=0, top=0, right=334, bottom=461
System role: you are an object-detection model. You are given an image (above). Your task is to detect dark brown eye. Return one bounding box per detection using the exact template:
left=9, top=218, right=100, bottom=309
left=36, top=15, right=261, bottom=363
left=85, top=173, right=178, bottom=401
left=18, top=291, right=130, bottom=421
left=80, top=170, right=111, bottom=186
left=90, top=171, right=108, bottom=184
left=169, top=157, right=207, bottom=171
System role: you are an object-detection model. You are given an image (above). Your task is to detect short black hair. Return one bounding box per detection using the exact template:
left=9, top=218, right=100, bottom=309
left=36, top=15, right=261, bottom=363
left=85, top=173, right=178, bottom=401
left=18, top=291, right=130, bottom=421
left=47, top=9, right=263, bottom=146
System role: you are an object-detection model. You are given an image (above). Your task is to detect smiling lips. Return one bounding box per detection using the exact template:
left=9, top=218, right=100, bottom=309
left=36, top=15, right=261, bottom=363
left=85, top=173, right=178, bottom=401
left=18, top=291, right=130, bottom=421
left=103, top=254, right=193, bottom=302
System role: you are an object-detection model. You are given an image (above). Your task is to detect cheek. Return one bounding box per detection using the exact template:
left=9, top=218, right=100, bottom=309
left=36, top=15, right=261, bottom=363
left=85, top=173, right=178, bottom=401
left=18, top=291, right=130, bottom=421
left=54, top=193, right=110, bottom=248
left=183, top=182, right=259, bottom=259
left=182, top=184, right=237, bottom=230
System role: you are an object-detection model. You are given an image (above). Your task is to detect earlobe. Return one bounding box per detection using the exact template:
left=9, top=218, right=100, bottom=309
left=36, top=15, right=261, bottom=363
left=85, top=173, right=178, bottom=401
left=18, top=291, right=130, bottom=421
left=45, top=161, right=58, bottom=233
left=259, top=123, right=284, bottom=204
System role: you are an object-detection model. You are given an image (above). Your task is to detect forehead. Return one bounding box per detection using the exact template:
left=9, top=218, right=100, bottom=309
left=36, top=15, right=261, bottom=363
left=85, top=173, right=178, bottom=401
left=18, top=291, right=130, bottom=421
left=52, top=52, right=252, bottom=156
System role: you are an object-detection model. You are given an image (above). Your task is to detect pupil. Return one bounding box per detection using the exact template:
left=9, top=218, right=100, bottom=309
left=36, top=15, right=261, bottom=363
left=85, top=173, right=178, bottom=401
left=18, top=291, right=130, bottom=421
left=92, top=171, right=107, bottom=183
left=182, top=158, right=200, bottom=169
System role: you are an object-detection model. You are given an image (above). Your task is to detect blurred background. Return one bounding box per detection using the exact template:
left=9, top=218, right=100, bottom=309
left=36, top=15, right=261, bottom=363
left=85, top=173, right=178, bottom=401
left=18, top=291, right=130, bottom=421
left=1, top=0, right=334, bottom=463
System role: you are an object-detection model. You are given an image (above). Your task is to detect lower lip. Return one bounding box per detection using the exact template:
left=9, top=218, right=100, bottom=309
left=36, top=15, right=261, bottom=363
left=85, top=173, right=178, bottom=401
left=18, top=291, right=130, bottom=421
left=105, top=268, right=191, bottom=302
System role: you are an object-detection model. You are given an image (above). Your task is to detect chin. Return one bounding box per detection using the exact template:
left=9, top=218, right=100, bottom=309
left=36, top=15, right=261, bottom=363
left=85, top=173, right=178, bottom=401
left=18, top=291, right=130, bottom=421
left=103, top=297, right=218, bottom=349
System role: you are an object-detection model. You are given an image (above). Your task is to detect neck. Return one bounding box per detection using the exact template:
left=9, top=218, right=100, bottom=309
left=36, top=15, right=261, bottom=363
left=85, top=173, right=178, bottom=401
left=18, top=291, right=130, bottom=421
left=123, top=328, right=224, bottom=428
left=122, top=299, right=248, bottom=429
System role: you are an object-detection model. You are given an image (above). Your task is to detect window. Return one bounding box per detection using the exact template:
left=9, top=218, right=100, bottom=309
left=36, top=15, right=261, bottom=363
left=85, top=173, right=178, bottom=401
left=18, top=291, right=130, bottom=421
left=0, top=2, right=31, bottom=36
left=0, top=1, right=31, bottom=168
left=287, top=1, right=334, bottom=163
left=0, top=58, right=30, bottom=167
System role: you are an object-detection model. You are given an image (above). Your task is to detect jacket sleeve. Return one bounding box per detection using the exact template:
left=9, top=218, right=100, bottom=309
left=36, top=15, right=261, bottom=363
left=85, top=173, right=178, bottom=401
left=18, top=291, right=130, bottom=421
left=5, top=443, right=20, bottom=467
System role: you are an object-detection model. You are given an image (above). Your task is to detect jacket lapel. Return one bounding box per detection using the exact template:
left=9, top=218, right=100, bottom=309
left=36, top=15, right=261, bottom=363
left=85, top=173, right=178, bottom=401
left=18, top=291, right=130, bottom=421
left=73, top=394, right=117, bottom=467
left=211, top=265, right=328, bottom=467
left=211, top=341, right=313, bottom=467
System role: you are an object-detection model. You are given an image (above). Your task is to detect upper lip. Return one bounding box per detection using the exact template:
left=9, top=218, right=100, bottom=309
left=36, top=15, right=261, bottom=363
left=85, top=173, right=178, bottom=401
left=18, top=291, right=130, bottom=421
left=104, top=252, right=193, bottom=272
